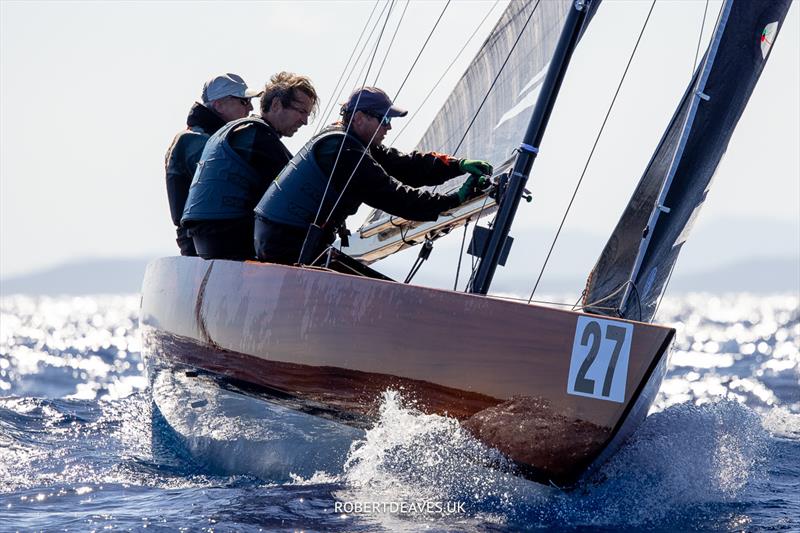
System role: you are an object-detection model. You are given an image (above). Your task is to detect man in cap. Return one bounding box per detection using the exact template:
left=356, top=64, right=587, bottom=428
left=181, top=72, right=318, bottom=260
left=165, top=73, right=262, bottom=256
left=253, top=86, right=493, bottom=265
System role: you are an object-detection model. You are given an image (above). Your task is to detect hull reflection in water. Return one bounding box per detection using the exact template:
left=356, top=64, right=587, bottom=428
left=149, top=363, right=363, bottom=481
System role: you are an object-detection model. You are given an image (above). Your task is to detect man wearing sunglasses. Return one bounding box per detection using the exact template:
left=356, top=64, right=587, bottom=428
left=165, top=73, right=262, bottom=256
left=181, top=72, right=318, bottom=260
left=254, top=86, right=493, bottom=265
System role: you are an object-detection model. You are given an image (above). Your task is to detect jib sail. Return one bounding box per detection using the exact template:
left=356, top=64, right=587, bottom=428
left=583, top=0, right=791, bottom=322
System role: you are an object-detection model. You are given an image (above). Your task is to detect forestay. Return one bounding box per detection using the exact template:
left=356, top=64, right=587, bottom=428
left=583, top=0, right=791, bottom=322
left=351, top=0, right=582, bottom=259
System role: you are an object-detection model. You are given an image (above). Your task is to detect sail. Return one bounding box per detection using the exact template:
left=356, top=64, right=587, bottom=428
left=583, top=0, right=791, bottom=322
left=350, top=0, right=599, bottom=260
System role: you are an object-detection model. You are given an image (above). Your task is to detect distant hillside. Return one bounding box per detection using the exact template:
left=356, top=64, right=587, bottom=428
left=1, top=255, right=797, bottom=296
left=1, top=258, right=151, bottom=296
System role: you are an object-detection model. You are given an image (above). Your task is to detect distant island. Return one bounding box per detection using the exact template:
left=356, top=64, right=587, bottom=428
left=1, top=255, right=797, bottom=296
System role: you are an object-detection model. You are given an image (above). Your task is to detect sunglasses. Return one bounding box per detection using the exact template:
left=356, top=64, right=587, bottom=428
left=231, top=96, right=250, bottom=107
left=288, top=102, right=313, bottom=117
left=365, top=112, right=391, bottom=126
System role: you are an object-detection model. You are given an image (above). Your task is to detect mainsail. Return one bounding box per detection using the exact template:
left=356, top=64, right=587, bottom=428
left=349, top=0, right=598, bottom=261
left=583, top=0, right=791, bottom=322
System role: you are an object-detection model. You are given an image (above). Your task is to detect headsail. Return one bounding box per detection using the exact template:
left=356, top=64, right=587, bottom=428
left=347, top=0, right=599, bottom=263
left=583, top=0, right=791, bottom=322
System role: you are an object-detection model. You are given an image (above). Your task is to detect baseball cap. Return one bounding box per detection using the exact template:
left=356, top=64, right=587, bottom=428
left=202, top=73, right=263, bottom=104
left=342, top=87, right=408, bottom=118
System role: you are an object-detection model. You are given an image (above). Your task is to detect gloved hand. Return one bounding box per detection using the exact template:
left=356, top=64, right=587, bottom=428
left=459, top=159, right=493, bottom=176
left=456, top=174, right=491, bottom=203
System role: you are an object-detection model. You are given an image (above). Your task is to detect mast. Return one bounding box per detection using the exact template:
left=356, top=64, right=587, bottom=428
left=469, top=0, right=595, bottom=295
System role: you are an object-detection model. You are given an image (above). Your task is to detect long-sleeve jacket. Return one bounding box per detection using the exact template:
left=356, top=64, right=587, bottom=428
left=164, top=102, right=226, bottom=228
left=312, top=124, right=465, bottom=237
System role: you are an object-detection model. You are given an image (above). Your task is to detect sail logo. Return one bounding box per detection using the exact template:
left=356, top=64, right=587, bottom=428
left=760, top=22, right=779, bottom=59
left=567, top=317, right=633, bottom=403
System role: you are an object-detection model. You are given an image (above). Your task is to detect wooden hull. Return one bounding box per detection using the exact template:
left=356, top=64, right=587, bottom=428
left=140, top=256, right=674, bottom=486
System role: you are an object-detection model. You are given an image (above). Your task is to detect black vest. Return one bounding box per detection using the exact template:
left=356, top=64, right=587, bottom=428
left=254, top=130, right=362, bottom=228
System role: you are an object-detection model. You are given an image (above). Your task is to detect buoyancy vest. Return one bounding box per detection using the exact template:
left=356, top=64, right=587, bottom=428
left=181, top=117, right=265, bottom=223
left=254, top=130, right=361, bottom=228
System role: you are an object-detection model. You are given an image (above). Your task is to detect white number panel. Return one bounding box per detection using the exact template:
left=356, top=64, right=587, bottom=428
left=567, top=316, right=633, bottom=403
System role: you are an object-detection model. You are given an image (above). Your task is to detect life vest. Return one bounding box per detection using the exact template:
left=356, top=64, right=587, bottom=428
left=254, top=130, right=361, bottom=228
left=181, top=117, right=266, bottom=223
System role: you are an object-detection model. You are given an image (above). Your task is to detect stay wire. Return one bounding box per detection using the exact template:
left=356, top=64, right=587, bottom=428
left=692, top=0, right=710, bottom=78
left=450, top=0, right=541, bottom=159
left=314, top=0, right=393, bottom=135
left=453, top=220, right=471, bottom=290
left=380, top=0, right=499, bottom=235
left=318, top=0, right=452, bottom=229
left=389, top=0, right=500, bottom=148
left=374, top=0, right=411, bottom=85
left=311, top=0, right=395, bottom=228
left=312, top=0, right=382, bottom=134
left=526, top=0, right=657, bottom=304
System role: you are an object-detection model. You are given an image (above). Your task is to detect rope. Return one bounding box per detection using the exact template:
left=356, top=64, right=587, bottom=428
left=310, top=1, right=396, bottom=228
left=526, top=0, right=657, bottom=304
left=449, top=0, right=542, bottom=159
left=389, top=0, right=500, bottom=148
left=374, top=0, right=411, bottom=85
left=312, top=0, right=384, bottom=134
left=692, top=0, right=710, bottom=78
left=318, top=0, right=452, bottom=229
left=453, top=220, right=470, bottom=290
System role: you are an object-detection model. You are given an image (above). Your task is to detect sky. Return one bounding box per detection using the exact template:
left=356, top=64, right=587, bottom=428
left=1, top=0, right=798, bottom=289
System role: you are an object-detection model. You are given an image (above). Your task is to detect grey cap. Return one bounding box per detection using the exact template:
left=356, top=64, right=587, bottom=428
left=201, top=73, right=263, bottom=104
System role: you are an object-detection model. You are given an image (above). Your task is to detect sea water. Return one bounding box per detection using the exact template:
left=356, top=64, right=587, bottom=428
left=0, top=293, right=797, bottom=532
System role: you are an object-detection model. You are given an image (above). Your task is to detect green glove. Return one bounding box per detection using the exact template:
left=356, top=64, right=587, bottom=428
left=460, top=159, right=493, bottom=176
left=456, top=174, right=491, bottom=203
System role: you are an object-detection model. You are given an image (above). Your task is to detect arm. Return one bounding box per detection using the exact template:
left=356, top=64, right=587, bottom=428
left=165, top=132, right=206, bottom=227
left=348, top=150, right=460, bottom=222
left=369, top=144, right=464, bottom=187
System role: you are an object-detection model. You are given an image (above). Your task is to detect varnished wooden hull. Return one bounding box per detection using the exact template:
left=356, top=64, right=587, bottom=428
left=140, top=256, right=674, bottom=486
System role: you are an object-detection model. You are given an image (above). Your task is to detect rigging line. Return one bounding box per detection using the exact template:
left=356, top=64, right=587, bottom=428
left=450, top=0, right=541, bottom=158
left=526, top=0, right=657, bottom=305
left=312, top=0, right=382, bottom=134
left=390, top=0, right=451, bottom=105
left=314, top=0, right=393, bottom=134
left=653, top=257, right=678, bottom=322
left=311, top=1, right=395, bottom=228
left=692, top=0, right=710, bottom=79
left=389, top=0, right=501, bottom=149
left=373, top=0, right=412, bottom=85
left=454, top=220, right=470, bottom=290
left=318, top=0, right=452, bottom=229
left=378, top=0, right=499, bottom=237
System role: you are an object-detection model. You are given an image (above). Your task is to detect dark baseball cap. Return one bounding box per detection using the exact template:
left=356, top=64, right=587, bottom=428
left=342, top=87, right=408, bottom=118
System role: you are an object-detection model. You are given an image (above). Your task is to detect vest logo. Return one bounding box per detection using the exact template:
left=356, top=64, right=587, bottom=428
left=760, top=22, right=779, bottom=60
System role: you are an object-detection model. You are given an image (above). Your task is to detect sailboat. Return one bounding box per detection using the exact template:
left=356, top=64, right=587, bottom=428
left=140, top=0, right=791, bottom=486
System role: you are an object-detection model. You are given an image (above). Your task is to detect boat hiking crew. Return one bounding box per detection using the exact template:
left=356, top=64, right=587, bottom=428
left=165, top=73, right=263, bottom=256
left=254, top=86, right=493, bottom=265
left=181, top=72, right=318, bottom=260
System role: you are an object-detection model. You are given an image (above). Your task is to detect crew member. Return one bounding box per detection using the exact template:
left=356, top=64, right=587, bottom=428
left=181, top=72, right=318, bottom=260
left=254, top=86, right=493, bottom=265
left=165, top=73, right=262, bottom=256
